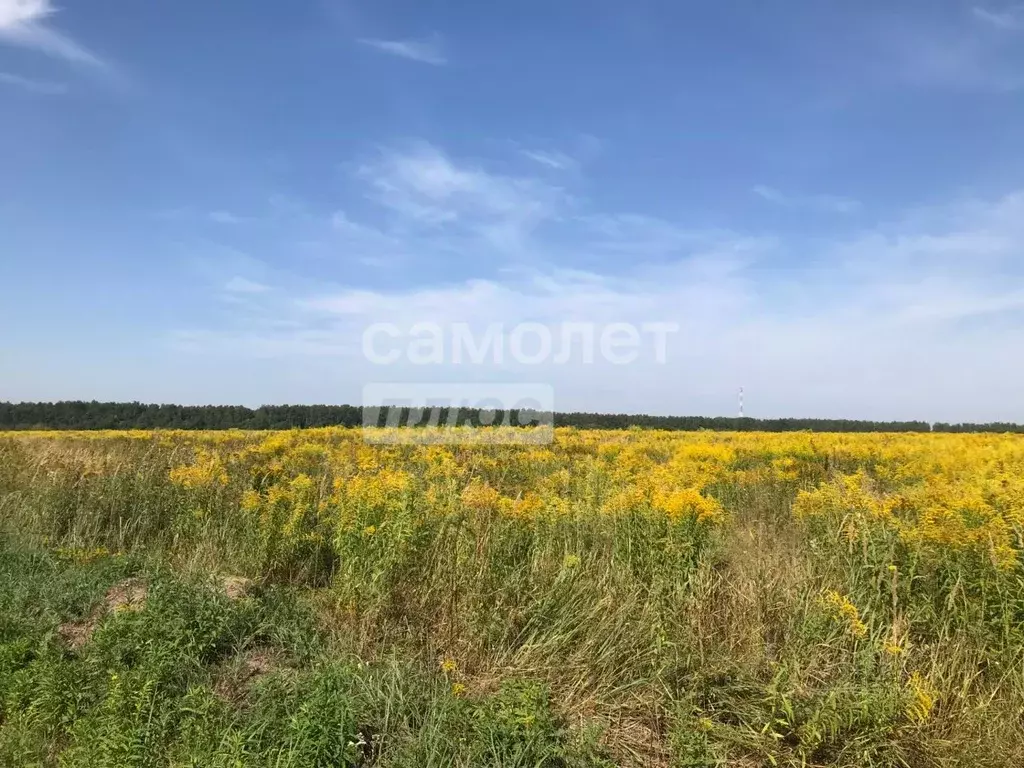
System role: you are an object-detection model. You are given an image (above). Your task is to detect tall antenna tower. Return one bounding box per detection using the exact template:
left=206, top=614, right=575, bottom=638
left=738, top=387, right=744, bottom=419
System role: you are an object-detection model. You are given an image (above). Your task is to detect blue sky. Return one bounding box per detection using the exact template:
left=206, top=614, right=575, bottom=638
left=3, top=0, right=1024, bottom=420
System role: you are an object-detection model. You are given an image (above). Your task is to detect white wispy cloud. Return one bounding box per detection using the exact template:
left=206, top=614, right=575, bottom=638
left=0, top=70, right=66, bottom=94
left=208, top=211, right=249, bottom=225
left=871, top=10, right=1024, bottom=92
left=973, top=5, right=1024, bottom=30
left=171, top=136, right=1024, bottom=421
left=0, top=0, right=108, bottom=70
left=357, top=35, right=446, bottom=65
left=752, top=185, right=861, bottom=214
left=521, top=149, right=576, bottom=171
left=0, top=0, right=50, bottom=27
left=329, top=210, right=405, bottom=266
left=224, top=276, right=270, bottom=294
left=358, top=141, right=568, bottom=251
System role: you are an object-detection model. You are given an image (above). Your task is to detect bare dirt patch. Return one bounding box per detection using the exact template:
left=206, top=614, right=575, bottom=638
left=104, top=577, right=148, bottom=612
left=213, top=649, right=281, bottom=703
left=58, top=578, right=148, bottom=650
left=56, top=619, right=93, bottom=651
left=221, top=575, right=253, bottom=600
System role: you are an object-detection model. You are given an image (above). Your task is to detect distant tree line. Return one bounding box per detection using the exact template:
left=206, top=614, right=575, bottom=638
left=0, top=402, right=363, bottom=431
left=930, top=422, right=1024, bottom=433
left=2, top=401, right=1021, bottom=433
left=556, top=413, right=937, bottom=432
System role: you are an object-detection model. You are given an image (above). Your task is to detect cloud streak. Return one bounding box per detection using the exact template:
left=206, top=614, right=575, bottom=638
left=208, top=211, right=250, bottom=225
left=357, top=36, right=446, bottom=65
left=0, top=70, right=66, bottom=94
left=224, top=277, right=270, bottom=294
left=973, top=5, right=1024, bottom=30
left=0, top=0, right=109, bottom=71
left=752, top=185, right=861, bottom=214
left=872, top=10, right=1024, bottom=93
left=521, top=149, right=576, bottom=171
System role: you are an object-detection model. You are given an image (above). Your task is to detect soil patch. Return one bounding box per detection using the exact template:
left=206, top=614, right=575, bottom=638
left=58, top=578, right=148, bottom=650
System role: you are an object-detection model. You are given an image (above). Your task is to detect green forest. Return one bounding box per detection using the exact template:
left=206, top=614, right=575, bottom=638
left=0, top=401, right=1018, bottom=433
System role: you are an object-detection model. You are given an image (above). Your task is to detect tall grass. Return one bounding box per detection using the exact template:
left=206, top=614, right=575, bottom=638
left=1, top=428, right=1023, bottom=766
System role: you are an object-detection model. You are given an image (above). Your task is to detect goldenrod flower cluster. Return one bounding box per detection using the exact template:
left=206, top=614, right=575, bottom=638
left=168, top=448, right=229, bottom=490
left=821, top=589, right=869, bottom=638
left=905, top=671, right=938, bottom=724
left=8, top=427, right=1024, bottom=581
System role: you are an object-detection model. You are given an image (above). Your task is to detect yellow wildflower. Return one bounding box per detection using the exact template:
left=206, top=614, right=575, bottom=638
left=905, top=672, right=937, bottom=724
left=883, top=641, right=904, bottom=657
left=822, top=590, right=868, bottom=638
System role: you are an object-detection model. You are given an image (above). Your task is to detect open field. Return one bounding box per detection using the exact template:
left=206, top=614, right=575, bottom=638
left=1, top=428, right=1023, bottom=766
